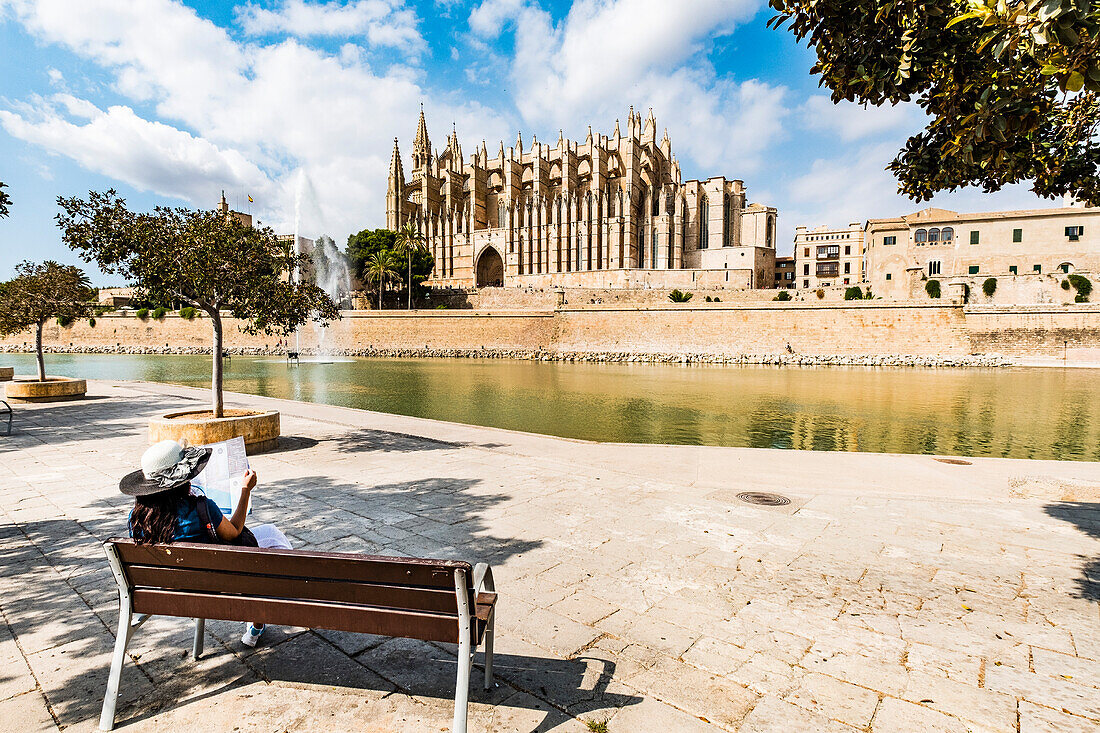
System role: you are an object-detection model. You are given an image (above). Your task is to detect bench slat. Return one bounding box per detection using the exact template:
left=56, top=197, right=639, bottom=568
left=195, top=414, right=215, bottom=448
left=127, top=566, right=461, bottom=614
left=131, top=589, right=486, bottom=644
left=115, top=541, right=469, bottom=589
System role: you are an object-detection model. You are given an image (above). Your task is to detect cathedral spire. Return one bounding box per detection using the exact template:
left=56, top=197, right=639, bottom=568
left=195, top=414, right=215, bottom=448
left=557, top=129, right=564, bottom=148
left=413, top=103, right=430, bottom=167
left=388, top=137, right=404, bottom=183
left=613, top=119, right=621, bottom=139
left=586, top=125, right=593, bottom=145
left=515, top=131, right=523, bottom=155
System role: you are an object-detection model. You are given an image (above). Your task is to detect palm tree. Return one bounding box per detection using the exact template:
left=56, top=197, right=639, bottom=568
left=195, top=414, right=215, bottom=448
left=363, top=252, right=400, bottom=310
left=394, top=221, right=427, bottom=309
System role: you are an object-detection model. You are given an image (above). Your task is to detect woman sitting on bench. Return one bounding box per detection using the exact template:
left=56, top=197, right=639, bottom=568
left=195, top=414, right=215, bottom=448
left=120, top=439, right=292, bottom=648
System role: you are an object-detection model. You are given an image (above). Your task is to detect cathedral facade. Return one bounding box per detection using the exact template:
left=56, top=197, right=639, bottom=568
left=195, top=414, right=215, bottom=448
left=386, top=108, right=778, bottom=290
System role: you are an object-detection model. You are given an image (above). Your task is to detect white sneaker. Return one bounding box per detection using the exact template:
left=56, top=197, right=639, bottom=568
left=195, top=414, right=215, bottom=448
left=241, top=623, right=265, bottom=647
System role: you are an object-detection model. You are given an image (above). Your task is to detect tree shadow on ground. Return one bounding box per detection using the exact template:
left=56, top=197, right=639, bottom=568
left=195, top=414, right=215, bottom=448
left=263, top=474, right=539, bottom=564
left=1043, top=502, right=1100, bottom=601
left=0, top=393, right=185, bottom=452
left=330, top=427, right=505, bottom=454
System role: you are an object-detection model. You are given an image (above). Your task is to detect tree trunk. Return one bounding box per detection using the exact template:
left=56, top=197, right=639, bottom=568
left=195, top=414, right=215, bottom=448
left=408, top=252, right=413, bottom=310
left=211, top=310, right=224, bottom=419
left=35, top=320, right=45, bottom=382
left=378, top=282, right=383, bottom=311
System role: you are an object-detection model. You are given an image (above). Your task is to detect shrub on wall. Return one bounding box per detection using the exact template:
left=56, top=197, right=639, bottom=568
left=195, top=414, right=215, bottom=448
left=668, top=289, right=693, bottom=303
left=773, top=291, right=791, bottom=301
left=1068, top=274, right=1092, bottom=302
left=844, top=286, right=863, bottom=300
left=1062, top=279, right=1072, bottom=290
left=982, top=278, right=997, bottom=297
left=57, top=315, right=74, bottom=327
left=152, top=306, right=168, bottom=319
left=179, top=306, right=197, bottom=320
left=88, top=317, right=96, bottom=327
left=136, top=307, right=149, bottom=319
left=815, top=288, right=825, bottom=299
left=925, top=280, right=941, bottom=299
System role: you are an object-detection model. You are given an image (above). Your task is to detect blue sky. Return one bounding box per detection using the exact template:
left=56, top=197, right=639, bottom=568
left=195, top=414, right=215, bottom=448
left=0, top=0, right=1053, bottom=285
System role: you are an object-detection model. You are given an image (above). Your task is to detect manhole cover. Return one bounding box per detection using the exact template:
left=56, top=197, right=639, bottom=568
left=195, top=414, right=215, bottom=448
left=934, top=458, right=973, bottom=466
left=736, top=492, right=791, bottom=507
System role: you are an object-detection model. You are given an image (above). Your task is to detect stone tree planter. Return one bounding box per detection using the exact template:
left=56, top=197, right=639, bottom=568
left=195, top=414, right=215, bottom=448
left=0, top=367, right=13, bottom=382
left=148, top=409, right=281, bottom=454
left=5, top=377, right=87, bottom=402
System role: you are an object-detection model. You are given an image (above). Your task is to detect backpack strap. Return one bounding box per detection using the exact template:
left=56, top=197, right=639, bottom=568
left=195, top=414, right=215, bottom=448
left=193, top=497, right=222, bottom=544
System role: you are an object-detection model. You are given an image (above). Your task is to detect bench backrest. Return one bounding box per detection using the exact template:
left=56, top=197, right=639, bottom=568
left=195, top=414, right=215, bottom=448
left=106, top=539, right=476, bottom=644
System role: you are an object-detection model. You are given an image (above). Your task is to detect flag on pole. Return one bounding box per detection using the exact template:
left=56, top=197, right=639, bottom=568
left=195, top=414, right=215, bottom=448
left=247, top=195, right=254, bottom=203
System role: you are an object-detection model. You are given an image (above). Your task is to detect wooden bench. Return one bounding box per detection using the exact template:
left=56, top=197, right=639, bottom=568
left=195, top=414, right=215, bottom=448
left=99, top=539, right=497, bottom=732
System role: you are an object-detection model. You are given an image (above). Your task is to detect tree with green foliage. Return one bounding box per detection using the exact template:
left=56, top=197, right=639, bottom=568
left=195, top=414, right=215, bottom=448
left=1068, top=273, right=1092, bottom=301
left=0, top=261, right=94, bottom=382
left=844, top=286, right=864, bottom=300
left=983, top=277, right=998, bottom=297
left=773, top=290, right=792, bottom=301
left=363, top=251, right=401, bottom=310
left=769, top=1, right=1100, bottom=204
left=926, top=279, right=942, bottom=298
left=0, top=181, right=11, bottom=218
left=394, top=221, right=429, bottom=310
left=345, top=228, right=434, bottom=306
left=56, top=190, right=340, bottom=418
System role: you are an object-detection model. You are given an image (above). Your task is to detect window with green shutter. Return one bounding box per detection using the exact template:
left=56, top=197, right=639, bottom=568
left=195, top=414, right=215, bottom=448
left=970, top=230, right=980, bottom=244
left=886, top=273, right=892, bottom=280
left=1012, top=228, right=1022, bottom=242
left=968, top=265, right=979, bottom=274
left=1009, top=266, right=1017, bottom=275
left=1033, top=264, right=1042, bottom=272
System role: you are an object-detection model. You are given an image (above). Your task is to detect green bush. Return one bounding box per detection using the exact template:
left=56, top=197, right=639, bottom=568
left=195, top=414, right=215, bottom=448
left=88, top=317, right=96, bottom=328
left=1068, top=274, right=1092, bottom=299
left=925, top=279, right=941, bottom=298
left=1062, top=279, right=1072, bottom=290
left=844, top=286, right=863, bottom=300
left=152, top=306, right=168, bottom=319
left=704, top=295, right=712, bottom=302
left=179, top=306, right=197, bottom=320
left=773, top=290, right=791, bottom=301
left=815, top=288, right=825, bottom=299
left=136, top=307, right=149, bottom=319
left=1076, top=293, right=1089, bottom=303
left=57, top=315, right=74, bottom=327
left=982, top=278, right=997, bottom=297
left=712, top=296, right=720, bottom=302
left=434, top=304, right=448, bottom=309
left=668, top=289, right=693, bottom=303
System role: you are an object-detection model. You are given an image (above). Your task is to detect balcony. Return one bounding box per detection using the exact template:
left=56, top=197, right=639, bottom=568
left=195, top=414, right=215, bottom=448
left=816, top=264, right=839, bottom=277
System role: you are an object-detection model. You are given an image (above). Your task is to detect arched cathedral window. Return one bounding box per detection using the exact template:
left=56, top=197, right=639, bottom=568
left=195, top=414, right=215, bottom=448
left=699, top=195, right=709, bottom=249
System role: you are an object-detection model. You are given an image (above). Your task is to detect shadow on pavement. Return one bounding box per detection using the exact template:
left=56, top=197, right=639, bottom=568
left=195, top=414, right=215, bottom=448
left=1043, top=501, right=1100, bottom=601
left=331, top=427, right=505, bottom=454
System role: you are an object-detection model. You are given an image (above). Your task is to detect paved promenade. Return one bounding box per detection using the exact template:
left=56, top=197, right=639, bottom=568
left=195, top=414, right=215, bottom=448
left=1, top=380, right=1099, bottom=732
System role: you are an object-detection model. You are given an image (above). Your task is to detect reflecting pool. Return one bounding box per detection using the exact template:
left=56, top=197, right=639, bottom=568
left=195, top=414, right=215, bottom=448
left=5, top=353, right=1098, bottom=461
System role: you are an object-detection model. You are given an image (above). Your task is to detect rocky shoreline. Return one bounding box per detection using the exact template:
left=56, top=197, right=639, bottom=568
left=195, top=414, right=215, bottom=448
left=1, top=343, right=1011, bottom=367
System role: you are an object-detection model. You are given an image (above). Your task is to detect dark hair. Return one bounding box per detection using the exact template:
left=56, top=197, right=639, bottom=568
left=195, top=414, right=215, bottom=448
left=130, top=484, right=192, bottom=545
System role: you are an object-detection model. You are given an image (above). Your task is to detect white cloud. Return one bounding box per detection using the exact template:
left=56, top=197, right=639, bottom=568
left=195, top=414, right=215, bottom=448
left=799, top=95, right=920, bottom=142
left=235, top=0, right=424, bottom=53
left=469, top=0, right=781, bottom=175
left=0, top=98, right=271, bottom=203
left=0, top=0, right=512, bottom=243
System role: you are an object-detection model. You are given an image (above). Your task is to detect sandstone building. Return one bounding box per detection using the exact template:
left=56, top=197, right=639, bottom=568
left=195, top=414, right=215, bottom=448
left=386, top=108, right=778, bottom=290
left=774, top=256, right=795, bottom=289
left=865, top=202, right=1100, bottom=300
left=793, top=223, right=865, bottom=291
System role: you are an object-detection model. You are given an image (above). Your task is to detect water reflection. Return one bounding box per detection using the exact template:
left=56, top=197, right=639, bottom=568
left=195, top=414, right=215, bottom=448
left=5, top=353, right=1099, bottom=461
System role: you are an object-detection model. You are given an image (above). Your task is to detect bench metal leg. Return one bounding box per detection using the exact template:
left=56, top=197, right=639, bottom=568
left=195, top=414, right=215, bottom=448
left=99, top=599, right=132, bottom=731
left=192, top=618, right=205, bottom=660
left=483, top=608, right=494, bottom=691
left=453, top=569, right=472, bottom=733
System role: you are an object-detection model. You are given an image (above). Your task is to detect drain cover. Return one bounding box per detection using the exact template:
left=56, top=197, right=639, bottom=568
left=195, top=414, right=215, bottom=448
left=736, top=492, right=791, bottom=507
left=934, top=458, right=973, bottom=466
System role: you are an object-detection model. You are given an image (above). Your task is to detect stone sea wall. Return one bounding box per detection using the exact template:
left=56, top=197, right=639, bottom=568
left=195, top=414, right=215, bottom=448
left=1, top=302, right=1097, bottom=365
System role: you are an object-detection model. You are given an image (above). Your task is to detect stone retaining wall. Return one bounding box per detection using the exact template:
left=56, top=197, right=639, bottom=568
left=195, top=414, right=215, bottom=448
left=1, top=302, right=1097, bottom=365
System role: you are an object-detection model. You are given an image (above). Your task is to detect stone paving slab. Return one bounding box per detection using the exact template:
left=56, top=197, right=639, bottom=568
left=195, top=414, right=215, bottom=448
left=0, top=379, right=1098, bottom=731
